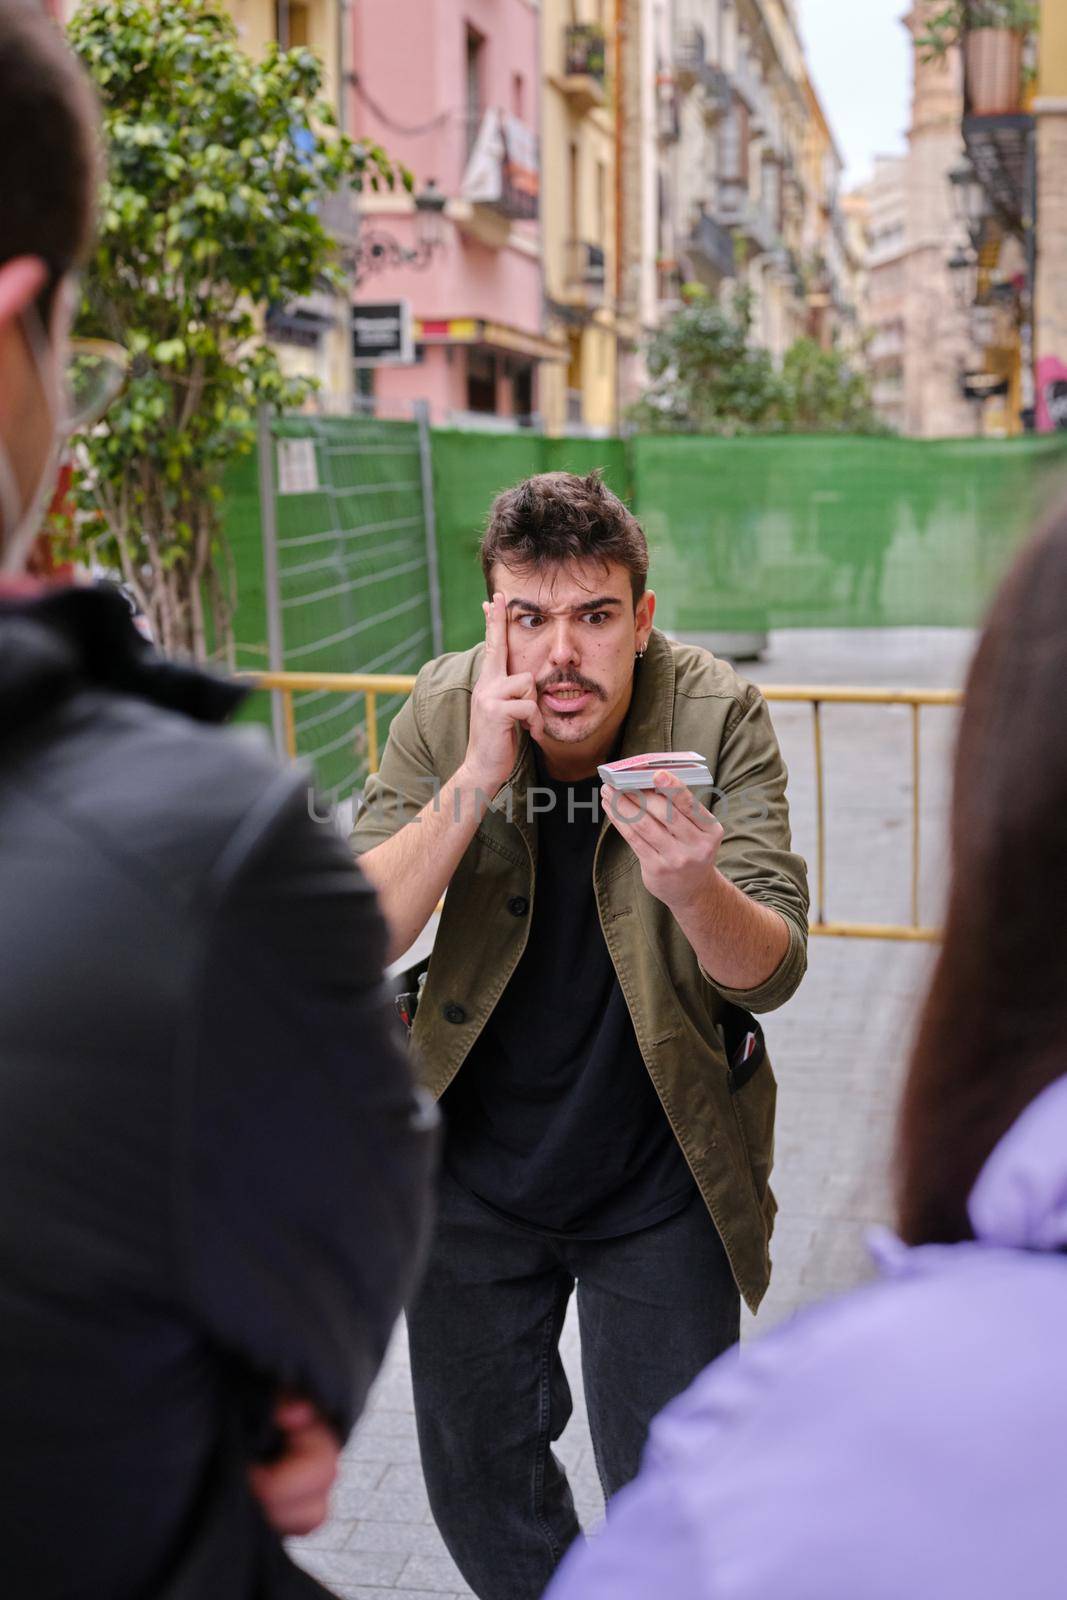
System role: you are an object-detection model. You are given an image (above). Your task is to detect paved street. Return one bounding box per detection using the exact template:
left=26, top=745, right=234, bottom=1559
left=292, top=628, right=976, bottom=1600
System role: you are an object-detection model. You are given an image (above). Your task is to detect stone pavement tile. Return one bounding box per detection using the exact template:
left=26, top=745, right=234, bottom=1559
left=292, top=1519, right=357, bottom=1554
left=327, top=1592, right=465, bottom=1600
left=295, top=1547, right=409, bottom=1588
left=399, top=1552, right=475, bottom=1593
left=377, top=1461, right=433, bottom=1495
left=345, top=1521, right=451, bottom=1556
left=343, top=1486, right=435, bottom=1525
left=348, top=1426, right=423, bottom=1464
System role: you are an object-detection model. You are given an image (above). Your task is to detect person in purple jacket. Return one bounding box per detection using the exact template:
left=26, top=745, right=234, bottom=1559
left=545, top=503, right=1067, bottom=1600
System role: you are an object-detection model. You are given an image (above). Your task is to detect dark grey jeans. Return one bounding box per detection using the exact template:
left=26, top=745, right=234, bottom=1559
left=407, top=1170, right=740, bottom=1600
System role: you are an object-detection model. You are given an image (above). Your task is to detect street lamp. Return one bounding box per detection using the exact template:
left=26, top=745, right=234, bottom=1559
left=947, top=243, right=978, bottom=310
left=352, top=179, right=448, bottom=285
left=948, top=160, right=988, bottom=247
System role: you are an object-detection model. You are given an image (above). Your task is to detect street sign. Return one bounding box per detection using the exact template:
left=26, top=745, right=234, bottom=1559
left=352, top=300, right=415, bottom=365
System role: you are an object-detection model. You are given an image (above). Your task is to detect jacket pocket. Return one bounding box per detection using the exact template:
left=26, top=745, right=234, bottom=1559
left=721, top=1004, right=777, bottom=1212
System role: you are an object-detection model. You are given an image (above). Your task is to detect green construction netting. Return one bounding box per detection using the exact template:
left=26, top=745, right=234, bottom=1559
left=632, top=434, right=1067, bottom=635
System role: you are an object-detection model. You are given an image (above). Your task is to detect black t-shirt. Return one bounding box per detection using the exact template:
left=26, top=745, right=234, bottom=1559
left=442, top=754, right=695, bottom=1238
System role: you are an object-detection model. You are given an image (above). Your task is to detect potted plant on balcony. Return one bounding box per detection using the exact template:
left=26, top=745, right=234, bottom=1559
left=918, top=0, right=1038, bottom=116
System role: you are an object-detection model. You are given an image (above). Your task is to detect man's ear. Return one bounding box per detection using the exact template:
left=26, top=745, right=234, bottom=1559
left=0, top=258, right=48, bottom=330
left=636, top=589, right=656, bottom=643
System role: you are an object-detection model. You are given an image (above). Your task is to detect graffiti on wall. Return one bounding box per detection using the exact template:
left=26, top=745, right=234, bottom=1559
left=1036, top=356, right=1067, bottom=432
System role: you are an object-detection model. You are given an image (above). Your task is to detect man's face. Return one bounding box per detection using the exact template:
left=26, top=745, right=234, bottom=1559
left=490, top=558, right=656, bottom=755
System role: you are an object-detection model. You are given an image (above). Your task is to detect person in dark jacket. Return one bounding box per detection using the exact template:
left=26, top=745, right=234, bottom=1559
left=0, top=7, right=435, bottom=1596
left=544, top=504, right=1067, bottom=1600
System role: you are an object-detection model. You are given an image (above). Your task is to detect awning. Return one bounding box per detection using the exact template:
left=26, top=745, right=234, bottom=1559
left=415, top=317, right=566, bottom=362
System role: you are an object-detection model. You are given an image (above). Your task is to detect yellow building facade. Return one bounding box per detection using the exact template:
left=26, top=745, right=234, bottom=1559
left=224, top=0, right=354, bottom=404
left=540, top=1, right=623, bottom=436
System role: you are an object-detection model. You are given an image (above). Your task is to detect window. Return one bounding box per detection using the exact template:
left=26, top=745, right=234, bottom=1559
left=275, top=0, right=309, bottom=48
left=466, top=26, right=485, bottom=155
left=466, top=348, right=498, bottom=414
left=354, top=365, right=376, bottom=412
left=569, top=142, right=581, bottom=242
left=719, top=98, right=749, bottom=184
left=513, top=362, right=535, bottom=422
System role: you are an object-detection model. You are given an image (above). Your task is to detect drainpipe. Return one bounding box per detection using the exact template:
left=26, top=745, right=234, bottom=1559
left=340, top=0, right=356, bottom=410
left=614, top=0, right=626, bottom=431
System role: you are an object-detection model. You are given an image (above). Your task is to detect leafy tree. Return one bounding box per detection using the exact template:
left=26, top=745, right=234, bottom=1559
left=778, top=338, right=883, bottom=435
left=65, top=0, right=405, bottom=660
left=628, top=285, right=884, bottom=437
left=628, top=286, right=785, bottom=436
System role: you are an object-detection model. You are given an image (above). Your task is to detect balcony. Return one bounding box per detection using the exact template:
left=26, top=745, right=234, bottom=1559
left=731, top=52, right=769, bottom=131
left=656, top=258, right=684, bottom=306
left=556, top=23, right=607, bottom=115
left=656, top=78, right=680, bottom=142
left=674, top=24, right=731, bottom=117
left=960, top=27, right=1035, bottom=242
left=456, top=109, right=540, bottom=247
left=716, top=180, right=779, bottom=257
left=687, top=207, right=736, bottom=282
left=561, top=239, right=607, bottom=311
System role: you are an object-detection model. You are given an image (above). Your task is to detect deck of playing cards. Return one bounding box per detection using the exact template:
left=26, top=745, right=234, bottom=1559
left=598, top=751, right=715, bottom=791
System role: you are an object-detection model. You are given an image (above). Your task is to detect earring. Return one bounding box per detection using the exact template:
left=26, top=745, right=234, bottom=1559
left=635, top=644, right=647, bottom=660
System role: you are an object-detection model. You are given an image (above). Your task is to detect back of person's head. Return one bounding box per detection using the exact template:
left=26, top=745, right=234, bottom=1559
left=480, top=471, right=649, bottom=606
left=0, top=0, right=99, bottom=569
left=0, top=0, right=98, bottom=331
left=896, top=501, right=1067, bottom=1244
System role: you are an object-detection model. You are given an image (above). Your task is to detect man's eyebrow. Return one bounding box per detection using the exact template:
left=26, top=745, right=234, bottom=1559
left=505, top=596, right=624, bottom=615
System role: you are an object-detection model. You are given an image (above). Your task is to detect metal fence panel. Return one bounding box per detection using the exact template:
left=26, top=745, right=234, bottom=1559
left=257, top=408, right=439, bottom=800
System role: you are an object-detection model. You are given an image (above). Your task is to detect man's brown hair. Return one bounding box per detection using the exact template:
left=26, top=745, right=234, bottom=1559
left=0, top=0, right=99, bottom=325
left=480, top=471, right=649, bottom=605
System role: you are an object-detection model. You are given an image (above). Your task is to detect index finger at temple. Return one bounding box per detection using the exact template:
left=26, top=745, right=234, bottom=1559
left=483, top=591, right=508, bottom=677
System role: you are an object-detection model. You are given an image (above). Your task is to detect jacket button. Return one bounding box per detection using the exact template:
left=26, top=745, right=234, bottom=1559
left=443, top=1003, right=467, bottom=1025
left=507, top=895, right=529, bottom=917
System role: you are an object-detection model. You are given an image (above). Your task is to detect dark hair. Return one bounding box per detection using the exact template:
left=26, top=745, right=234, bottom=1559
left=0, top=0, right=99, bottom=327
left=895, top=502, right=1067, bottom=1245
left=480, top=471, right=649, bottom=605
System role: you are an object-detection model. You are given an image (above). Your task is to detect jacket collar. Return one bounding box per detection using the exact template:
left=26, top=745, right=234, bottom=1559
left=492, top=626, right=677, bottom=836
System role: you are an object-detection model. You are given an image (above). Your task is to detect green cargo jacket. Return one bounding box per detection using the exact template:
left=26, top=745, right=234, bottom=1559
left=351, top=627, right=809, bottom=1310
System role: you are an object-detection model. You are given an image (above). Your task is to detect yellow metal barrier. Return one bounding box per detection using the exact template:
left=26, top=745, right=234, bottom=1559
left=245, top=673, right=963, bottom=945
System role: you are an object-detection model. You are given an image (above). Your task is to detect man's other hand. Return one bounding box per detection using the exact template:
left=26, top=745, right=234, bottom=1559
left=247, top=1394, right=341, bottom=1536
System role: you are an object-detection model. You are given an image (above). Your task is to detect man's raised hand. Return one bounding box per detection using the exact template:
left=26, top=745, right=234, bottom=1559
left=461, top=591, right=544, bottom=796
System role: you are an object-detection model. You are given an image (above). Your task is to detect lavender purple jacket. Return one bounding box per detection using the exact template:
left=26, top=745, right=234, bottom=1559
left=546, top=1074, right=1067, bottom=1600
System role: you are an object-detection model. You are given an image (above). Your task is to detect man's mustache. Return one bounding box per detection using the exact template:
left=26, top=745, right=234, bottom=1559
left=537, top=672, right=606, bottom=700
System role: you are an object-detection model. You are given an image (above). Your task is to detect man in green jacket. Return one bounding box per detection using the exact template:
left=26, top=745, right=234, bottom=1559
left=353, top=470, right=808, bottom=1600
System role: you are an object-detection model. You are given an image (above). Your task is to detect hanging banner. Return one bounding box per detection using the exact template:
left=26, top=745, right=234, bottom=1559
left=461, top=108, right=539, bottom=221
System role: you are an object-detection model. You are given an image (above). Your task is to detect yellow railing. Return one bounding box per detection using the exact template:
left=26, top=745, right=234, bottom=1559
left=246, top=672, right=963, bottom=944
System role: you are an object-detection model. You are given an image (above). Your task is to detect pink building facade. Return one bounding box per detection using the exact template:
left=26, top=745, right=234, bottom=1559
left=351, top=0, right=556, bottom=427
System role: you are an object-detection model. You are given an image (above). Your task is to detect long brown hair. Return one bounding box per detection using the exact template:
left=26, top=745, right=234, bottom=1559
left=896, top=502, right=1067, bottom=1245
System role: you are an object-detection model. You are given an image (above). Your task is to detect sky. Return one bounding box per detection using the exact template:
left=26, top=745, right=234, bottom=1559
left=797, top=0, right=912, bottom=189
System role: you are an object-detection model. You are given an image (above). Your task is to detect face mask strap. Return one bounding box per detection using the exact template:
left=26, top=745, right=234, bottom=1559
left=0, top=302, right=63, bottom=575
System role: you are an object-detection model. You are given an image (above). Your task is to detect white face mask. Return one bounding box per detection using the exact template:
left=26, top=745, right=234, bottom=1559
left=0, top=304, right=65, bottom=577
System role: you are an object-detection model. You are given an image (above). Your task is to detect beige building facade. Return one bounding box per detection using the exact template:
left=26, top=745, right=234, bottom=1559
left=859, top=156, right=908, bottom=433
left=851, top=6, right=978, bottom=438
left=902, top=3, right=975, bottom=437
left=541, top=0, right=624, bottom=436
